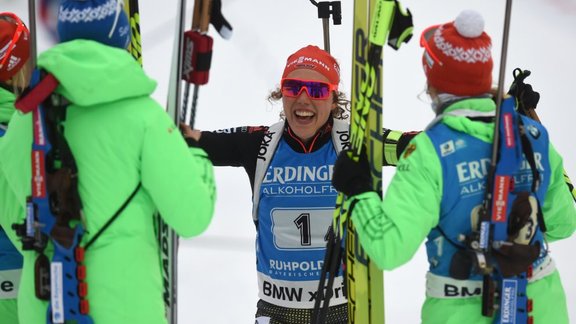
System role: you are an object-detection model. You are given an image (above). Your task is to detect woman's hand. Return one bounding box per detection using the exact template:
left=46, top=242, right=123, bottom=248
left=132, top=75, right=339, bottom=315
left=179, top=123, right=202, bottom=141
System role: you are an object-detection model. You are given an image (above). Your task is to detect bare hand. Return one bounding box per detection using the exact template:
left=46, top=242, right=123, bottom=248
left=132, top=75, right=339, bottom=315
left=179, top=123, right=202, bottom=141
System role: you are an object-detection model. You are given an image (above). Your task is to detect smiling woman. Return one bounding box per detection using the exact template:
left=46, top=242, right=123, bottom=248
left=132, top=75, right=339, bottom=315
left=179, top=44, right=418, bottom=323
left=276, top=45, right=345, bottom=148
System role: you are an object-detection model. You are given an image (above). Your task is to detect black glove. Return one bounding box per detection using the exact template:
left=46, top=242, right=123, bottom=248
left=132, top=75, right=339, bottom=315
left=210, top=0, right=233, bottom=39
left=332, top=149, right=372, bottom=197
left=508, top=68, right=540, bottom=114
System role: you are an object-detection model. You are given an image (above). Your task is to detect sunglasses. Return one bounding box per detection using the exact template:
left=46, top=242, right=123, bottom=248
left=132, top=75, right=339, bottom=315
left=0, top=12, right=26, bottom=70
left=281, top=78, right=338, bottom=100
left=420, top=24, right=443, bottom=66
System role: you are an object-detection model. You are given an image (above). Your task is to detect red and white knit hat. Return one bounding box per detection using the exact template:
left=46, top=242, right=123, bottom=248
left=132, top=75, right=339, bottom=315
left=282, top=45, right=340, bottom=86
left=420, top=10, right=493, bottom=96
left=0, top=13, right=30, bottom=82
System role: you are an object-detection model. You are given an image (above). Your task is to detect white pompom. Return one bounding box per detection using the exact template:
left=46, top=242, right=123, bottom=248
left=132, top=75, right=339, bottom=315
left=454, top=10, right=485, bottom=38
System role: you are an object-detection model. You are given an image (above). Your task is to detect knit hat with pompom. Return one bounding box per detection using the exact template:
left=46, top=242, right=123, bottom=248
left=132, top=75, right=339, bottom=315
left=420, top=10, right=493, bottom=96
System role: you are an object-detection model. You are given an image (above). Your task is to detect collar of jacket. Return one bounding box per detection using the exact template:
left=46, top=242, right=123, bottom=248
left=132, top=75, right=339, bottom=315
left=283, top=117, right=334, bottom=153
left=437, top=97, right=497, bottom=143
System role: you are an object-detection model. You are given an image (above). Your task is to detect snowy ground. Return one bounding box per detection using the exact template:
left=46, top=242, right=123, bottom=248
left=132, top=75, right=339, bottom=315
left=4, top=0, right=575, bottom=323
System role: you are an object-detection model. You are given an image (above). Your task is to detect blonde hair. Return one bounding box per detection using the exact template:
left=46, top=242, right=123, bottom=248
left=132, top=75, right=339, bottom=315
left=267, top=88, right=350, bottom=120
left=4, top=59, right=33, bottom=96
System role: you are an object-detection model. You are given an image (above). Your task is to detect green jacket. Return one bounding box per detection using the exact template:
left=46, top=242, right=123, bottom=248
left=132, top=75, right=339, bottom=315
left=0, top=40, right=216, bottom=324
left=0, top=87, right=15, bottom=125
left=0, top=87, right=19, bottom=324
left=350, top=98, right=576, bottom=323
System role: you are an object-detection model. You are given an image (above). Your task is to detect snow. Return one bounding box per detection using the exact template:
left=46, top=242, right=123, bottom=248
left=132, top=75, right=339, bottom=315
left=4, top=0, right=575, bottom=322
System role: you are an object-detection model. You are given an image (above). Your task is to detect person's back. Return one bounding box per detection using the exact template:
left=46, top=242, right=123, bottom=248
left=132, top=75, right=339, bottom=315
left=331, top=10, right=576, bottom=324
left=0, top=38, right=216, bottom=323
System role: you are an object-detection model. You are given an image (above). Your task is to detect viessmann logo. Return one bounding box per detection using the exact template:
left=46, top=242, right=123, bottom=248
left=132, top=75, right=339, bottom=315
left=0, top=43, right=10, bottom=62
left=492, top=175, right=510, bottom=222
left=286, top=56, right=332, bottom=73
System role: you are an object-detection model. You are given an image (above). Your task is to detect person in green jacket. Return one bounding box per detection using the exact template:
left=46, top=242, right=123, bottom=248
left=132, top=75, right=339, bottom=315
left=0, top=8, right=216, bottom=324
left=331, top=10, right=576, bottom=324
left=0, top=12, right=32, bottom=324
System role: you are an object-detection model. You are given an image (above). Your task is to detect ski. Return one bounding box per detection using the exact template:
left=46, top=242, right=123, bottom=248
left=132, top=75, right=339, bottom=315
left=346, top=1, right=388, bottom=322
left=565, top=171, right=576, bottom=202
left=160, top=1, right=228, bottom=320
left=313, top=1, right=412, bottom=323
left=124, top=0, right=143, bottom=65
left=120, top=1, right=179, bottom=322
left=157, top=0, right=188, bottom=323
left=346, top=1, right=412, bottom=322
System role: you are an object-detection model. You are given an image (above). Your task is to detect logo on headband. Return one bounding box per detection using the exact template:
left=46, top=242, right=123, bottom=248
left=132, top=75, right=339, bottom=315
left=286, top=55, right=332, bottom=73
left=7, top=56, right=19, bottom=71
left=0, top=43, right=10, bottom=62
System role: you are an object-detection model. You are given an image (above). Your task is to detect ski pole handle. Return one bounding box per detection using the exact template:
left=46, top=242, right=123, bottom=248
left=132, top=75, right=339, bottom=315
left=311, top=1, right=342, bottom=53
left=182, top=32, right=213, bottom=85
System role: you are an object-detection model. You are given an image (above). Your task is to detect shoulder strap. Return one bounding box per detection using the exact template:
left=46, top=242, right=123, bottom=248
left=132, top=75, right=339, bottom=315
left=84, top=183, right=142, bottom=250
left=518, top=117, right=547, bottom=233
left=331, top=119, right=349, bottom=154
left=14, top=73, right=59, bottom=113
left=252, top=121, right=284, bottom=223
left=251, top=119, right=349, bottom=223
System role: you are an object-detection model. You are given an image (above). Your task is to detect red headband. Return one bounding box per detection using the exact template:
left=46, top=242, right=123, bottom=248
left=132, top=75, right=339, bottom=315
left=282, top=45, right=340, bottom=85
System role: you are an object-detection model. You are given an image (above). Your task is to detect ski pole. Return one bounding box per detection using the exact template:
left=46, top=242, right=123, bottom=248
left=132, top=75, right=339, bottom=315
left=164, top=1, right=189, bottom=323
left=476, top=0, right=515, bottom=318
left=309, top=0, right=342, bottom=53
left=182, top=0, right=212, bottom=127
left=309, top=2, right=344, bottom=322
left=27, top=0, right=37, bottom=67
left=182, top=0, right=233, bottom=127
left=493, top=0, right=513, bottom=116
